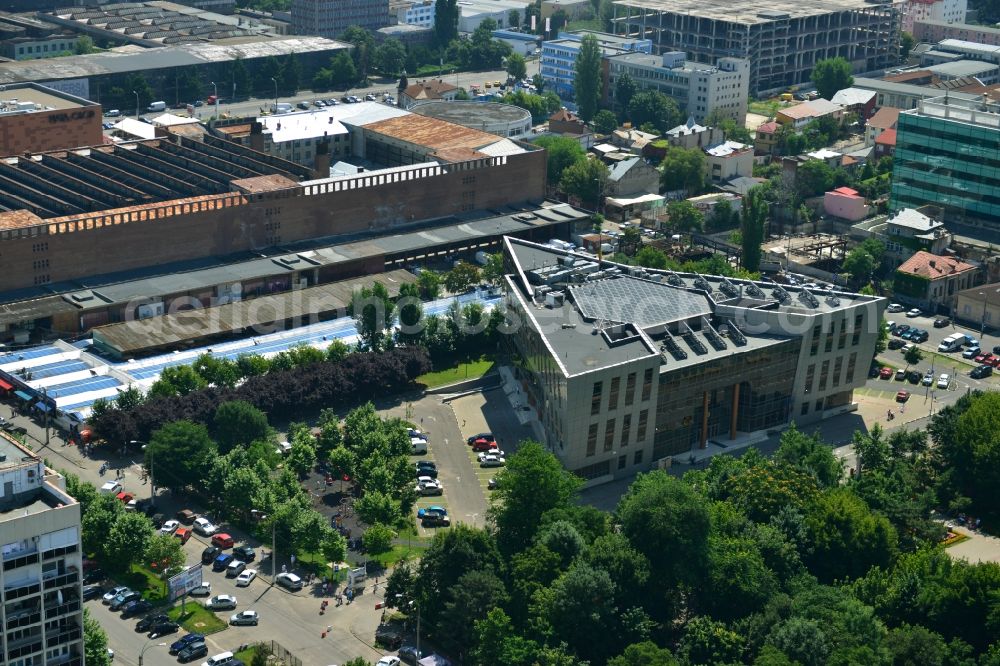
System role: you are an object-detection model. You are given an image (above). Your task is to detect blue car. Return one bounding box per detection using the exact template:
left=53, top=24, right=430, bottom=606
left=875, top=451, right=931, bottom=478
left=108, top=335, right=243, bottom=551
left=170, top=633, right=205, bottom=655
left=212, top=553, right=234, bottom=572
left=417, top=505, right=447, bottom=519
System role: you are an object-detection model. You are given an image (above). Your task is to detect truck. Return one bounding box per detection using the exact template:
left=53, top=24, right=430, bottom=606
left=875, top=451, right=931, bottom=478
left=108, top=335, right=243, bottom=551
left=147, top=100, right=166, bottom=112
left=938, top=333, right=964, bottom=352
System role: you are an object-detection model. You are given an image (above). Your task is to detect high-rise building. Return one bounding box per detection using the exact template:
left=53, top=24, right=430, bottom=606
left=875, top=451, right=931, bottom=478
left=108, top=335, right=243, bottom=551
left=609, top=0, right=901, bottom=96
left=902, top=0, right=966, bottom=33
left=890, top=95, right=1000, bottom=234
left=0, top=432, right=84, bottom=666
left=291, top=0, right=390, bottom=37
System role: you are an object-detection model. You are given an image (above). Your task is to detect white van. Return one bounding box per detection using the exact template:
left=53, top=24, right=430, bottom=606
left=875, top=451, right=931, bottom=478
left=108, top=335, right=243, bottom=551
left=99, top=481, right=123, bottom=495
left=272, top=102, right=292, bottom=114
left=202, top=651, right=235, bottom=666
left=938, top=333, right=965, bottom=352
left=147, top=101, right=166, bottom=112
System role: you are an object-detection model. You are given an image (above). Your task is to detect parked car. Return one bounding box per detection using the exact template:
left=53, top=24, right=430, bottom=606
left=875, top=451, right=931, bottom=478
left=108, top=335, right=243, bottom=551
left=205, top=594, right=237, bottom=610
left=377, top=656, right=401, bottom=666
left=211, top=533, right=234, bottom=549
left=275, top=572, right=303, bottom=591
left=937, top=373, right=951, bottom=388
left=233, top=545, right=255, bottom=562
left=230, top=610, right=259, bottom=626
left=119, top=598, right=152, bottom=617
left=213, top=553, right=234, bottom=572
left=177, top=640, right=208, bottom=663
left=888, top=339, right=905, bottom=350
left=226, top=560, right=246, bottom=577
left=887, top=303, right=905, bottom=313
left=414, top=464, right=438, bottom=479
left=922, top=371, right=935, bottom=386
left=103, top=586, right=131, bottom=604
left=189, top=582, right=211, bottom=597
left=479, top=454, right=506, bottom=468
left=971, top=364, right=993, bottom=379
left=934, top=317, right=951, bottom=328
left=193, top=517, right=217, bottom=536
left=83, top=584, right=104, bottom=601
left=879, top=367, right=893, bottom=379
left=488, top=477, right=498, bottom=491
left=398, top=644, right=429, bottom=665
left=149, top=620, right=179, bottom=638
left=466, top=433, right=495, bottom=445
left=420, top=509, right=450, bottom=527
left=410, top=438, right=428, bottom=455
left=176, top=509, right=196, bottom=524
left=963, top=346, right=981, bottom=359
left=993, top=345, right=1000, bottom=354
left=296, top=101, right=310, bottom=110
left=470, top=438, right=497, bottom=452
left=906, top=308, right=922, bottom=318
left=202, top=546, right=221, bottom=565
left=907, top=370, right=922, bottom=384
left=159, top=519, right=180, bottom=535
left=169, top=633, right=205, bottom=655
left=84, top=568, right=106, bottom=584
left=896, top=390, right=910, bottom=403
left=375, top=623, right=404, bottom=649
left=235, top=569, right=257, bottom=587
left=136, top=613, right=169, bottom=633
left=175, top=527, right=192, bottom=544
left=415, top=477, right=443, bottom=496
left=110, top=591, right=142, bottom=611
left=895, top=368, right=906, bottom=381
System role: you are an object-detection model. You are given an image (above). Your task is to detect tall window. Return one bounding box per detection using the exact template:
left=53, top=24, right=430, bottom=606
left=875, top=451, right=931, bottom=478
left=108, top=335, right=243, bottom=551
left=621, top=414, right=631, bottom=447
left=637, top=409, right=649, bottom=442
left=851, top=313, right=863, bottom=345
left=846, top=352, right=858, bottom=383
left=642, top=368, right=653, bottom=401
left=604, top=419, right=616, bottom=452
left=587, top=423, right=598, bottom=457
left=608, top=377, right=620, bottom=411
left=819, top=360, right=830, bottom=391
left=591, top=381, right=603, bottom=416
left=805, top=363, right=816, bottom=393
left=825, top=321, right=835, bottom=353
left=810, top=324, right=821, bottom=355
left=833, top=356, right=844, bottom=387
left=625, top=372, right=637, bottom=406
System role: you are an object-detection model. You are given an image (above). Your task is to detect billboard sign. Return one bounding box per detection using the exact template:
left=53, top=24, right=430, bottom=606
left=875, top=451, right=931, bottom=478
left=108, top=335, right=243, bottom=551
left=168, top=564, right=203, bottom=601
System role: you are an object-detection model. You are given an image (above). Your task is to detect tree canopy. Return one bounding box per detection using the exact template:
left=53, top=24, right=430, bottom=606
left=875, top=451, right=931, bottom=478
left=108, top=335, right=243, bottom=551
left=812, top=57, right=854, bottom=100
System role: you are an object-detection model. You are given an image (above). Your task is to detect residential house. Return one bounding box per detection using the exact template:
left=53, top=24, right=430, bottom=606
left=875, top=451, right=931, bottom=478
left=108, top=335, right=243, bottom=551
left=865, top=106, right=901, bottom=147
left=894, top=250, right=979, bottom=311
left=954, top=285, right=1000, bottom=332
left=606, top=156, right=659, bottom=196
left=830, top=87, right=877, bottom=123
left=549, top=108, right=587, bottom=134
left=664, top=118, right=724, bottom=149
left=755, top=121, right=780, bottom=156
left=776, top=98, right=844, bottom=129
left=400, top=79, right=459, bottom=108
left=824, top=187, right=871, bottom=221
left=610, top=127, right=659, bottom=152
left=704, top=140, right=753, bottom=184
left=874, top=128, right=897, bottom=159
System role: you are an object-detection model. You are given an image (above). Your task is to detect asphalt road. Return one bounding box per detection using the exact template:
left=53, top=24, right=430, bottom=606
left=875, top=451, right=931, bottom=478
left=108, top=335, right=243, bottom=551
left=141, top=60, right=541, bottom=121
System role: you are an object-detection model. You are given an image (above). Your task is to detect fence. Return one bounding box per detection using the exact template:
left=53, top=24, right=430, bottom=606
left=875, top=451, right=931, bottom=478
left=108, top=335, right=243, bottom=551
left=235, top=641, right=301, bottom=666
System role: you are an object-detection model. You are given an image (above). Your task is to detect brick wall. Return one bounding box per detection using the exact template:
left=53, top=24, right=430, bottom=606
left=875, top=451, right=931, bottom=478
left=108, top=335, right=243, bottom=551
left=0, top=149, right=546, bottom=293
left=0, top=106, right=103, bottom=157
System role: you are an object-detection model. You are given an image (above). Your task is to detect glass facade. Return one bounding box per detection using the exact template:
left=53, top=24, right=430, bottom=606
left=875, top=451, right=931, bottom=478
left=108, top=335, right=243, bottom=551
left=891, top=110, right=1000, bottom=226
left=652, top=340, right=799, bottom=458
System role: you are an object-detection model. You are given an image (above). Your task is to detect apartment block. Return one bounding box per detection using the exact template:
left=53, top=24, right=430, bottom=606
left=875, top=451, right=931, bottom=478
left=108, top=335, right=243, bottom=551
left=540, top=30, right=652, bottom=99
left=292, top=0, right=390, bottom=36
left=609, top=0, right=901, bottom=96
left=0, top=433, right=84, bottom=666
left=503, top=237, right=884, bottom=484
left=607, top=52, right=750, bottom=123
left=890, top=95, right=1000, bottom=234
left=902, top=0, right=966, bottom=33
left=912, top=18, right=1000, bottom=45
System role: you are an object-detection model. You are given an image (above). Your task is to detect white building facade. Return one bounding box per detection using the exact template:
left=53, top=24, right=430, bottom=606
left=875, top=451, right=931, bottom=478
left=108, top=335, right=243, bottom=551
left=902, top=0, right=966, bottom=34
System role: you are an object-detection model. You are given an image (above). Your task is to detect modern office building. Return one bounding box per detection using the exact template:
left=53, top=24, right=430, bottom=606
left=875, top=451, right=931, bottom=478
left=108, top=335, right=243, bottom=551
left=541, top=30, right=652, bottom=99
left=291, top=0, right=390, bottom=37
left=0, top=432, right=84, bottom=666
left=607, top=52, right=749, bottom=123
left=502, top=237, right=884, bottom=484
left=890, top=95, right=1000, bottom=235
left=609, top=0, right=902, bottom=96
left=394, top=0, right=436, bottom=27
left=902, top=0, right=966, bottom=33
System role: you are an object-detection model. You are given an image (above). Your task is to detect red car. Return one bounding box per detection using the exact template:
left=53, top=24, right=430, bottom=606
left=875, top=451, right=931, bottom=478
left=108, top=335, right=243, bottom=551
left=471, top=438, right=498, bottom=452
left=975, top=352, right=990, bottom=364
left=989, top=356, right=1000, bottom=368
left=896, top=390, right=910, bottom=402
left=879, top=367, right=893, bottom=379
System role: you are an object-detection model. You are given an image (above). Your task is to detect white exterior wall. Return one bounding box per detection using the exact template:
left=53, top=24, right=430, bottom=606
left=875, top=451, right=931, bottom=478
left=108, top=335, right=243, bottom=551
left=903, top=0, right=967, bottom=33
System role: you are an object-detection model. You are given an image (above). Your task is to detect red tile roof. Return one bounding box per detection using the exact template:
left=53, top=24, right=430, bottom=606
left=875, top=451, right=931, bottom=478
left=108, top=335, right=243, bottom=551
left=897, top=251, right=976, bottom=279
left=832, top=186, right=859, bottom=196
left=550, top=108, right=580, bottom=123
left=875, top=128, right=897, bottom=146
left=868, top=106, right=901, bottom=131
left=756, top=121, right=779, bottom=134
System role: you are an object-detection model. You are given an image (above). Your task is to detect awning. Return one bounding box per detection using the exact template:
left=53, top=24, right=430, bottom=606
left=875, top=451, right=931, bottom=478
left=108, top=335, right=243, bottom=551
left=14, top=390, right=32, bottom=401
left=34, top=402, right=52, bottom=413
left=0, top=378, right=13, bottom=391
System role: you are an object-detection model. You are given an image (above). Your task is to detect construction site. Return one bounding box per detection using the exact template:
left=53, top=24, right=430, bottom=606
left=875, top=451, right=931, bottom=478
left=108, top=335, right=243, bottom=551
left=609, top=0, right=901, bottom=95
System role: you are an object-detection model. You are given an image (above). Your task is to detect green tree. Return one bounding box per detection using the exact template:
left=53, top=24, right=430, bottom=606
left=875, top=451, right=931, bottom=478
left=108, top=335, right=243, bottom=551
left=634, top=246, right=669, bottom=269
left=287, top=429, right=318, bottom=477
left=679, top=616, right=744, bottom=665
left=396, top=282, right=424, bottom=343
left=325, top=340, right=350, bottom=363
left=534, top=135, right=587, bottom=184
left=84, top=608, right=111, bottom=666
left=659, top=145, right=706, bottom=195
left=796, top=159, right=836, bottom=198
left=444, top=261, right=481, bottom=293
left=904, top=344, right=924, bottom=367
left=145, top=533, right=186, bottom=576
left=812, top=57, right=854, bottom=100
left=482, top=253, right=505, bottom=287
left=439, top=569, right=509, bottom=656
left=767, top=617, right=830, bottom=666
left=227, top=57, right=252, bottom=99
left=507, top=52, right=527, bottom=80
left=628, top=90, right=681, bottom=132
left=74, top=35, right=98, bottom=55
left=148, top=364, right=206, bottom=398
left=774, top=424, right=843, bottom=487
left=341, top=26, right=375, bottom=77
left=609, top=641, right=679, bottom=666
left=488, top=441, right=582, bottom=557
left=666, top=200, right=704, bottom=232
left=707, top=199, right=739, bottom=231
left=593, top=109, right=619, bottom=134
left=703, top=536, right=778, bottom=621
left=147, top=420, right=217, bottom=492
left=212, top=401, right=271, bottom=453
left=329, top=51, right=359, bottom=87
left=574, top=34, right=603, bottom=122
left=900, top=31, right=915, bottom=60
left=434, top=0, right=459, bottom=46
left=842, top=245, right=877, bottom=285
left=508, top=8, right=521, bottom=28
left=615, top=72, right=637, bottom=113
left=106, top=512, right=155, bottom=572
left=560, top=156, right=608, bottom=208
left=535, top=563, right=622, bottom=663
left=374, top=39, right=407, bottom=76
left=940, top=391, right=1000, bottom=515
left=706, top=108, right=753, bottom=143
left=362, top=522, right=395, bottom=555
left=741, top=186, right=768, bottom=272
left=417, top=270, right=442, bottom=300
left=804, top=488, right=898, bottom=582
left=350, top=281, right=395, bottom=351
left=82, top=493, right=125, bottom=561
left=500, top=90, right=563, bottom=122
left=281, top=54, right=302, bottom=94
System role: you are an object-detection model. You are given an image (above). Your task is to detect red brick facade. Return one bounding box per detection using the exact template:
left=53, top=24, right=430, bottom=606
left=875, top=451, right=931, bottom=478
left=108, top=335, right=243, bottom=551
left=0, top=105, right=103, bottom=158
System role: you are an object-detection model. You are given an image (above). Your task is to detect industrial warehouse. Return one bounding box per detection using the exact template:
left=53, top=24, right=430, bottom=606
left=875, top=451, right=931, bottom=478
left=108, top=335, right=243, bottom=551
left=502, top=237, right=886, bottom=484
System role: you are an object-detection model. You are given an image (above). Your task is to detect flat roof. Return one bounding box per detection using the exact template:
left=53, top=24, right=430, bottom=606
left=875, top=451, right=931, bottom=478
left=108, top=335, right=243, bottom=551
left=410, top=100, right=531, bottom=126
left=607, top=51, right=726, bottom=73
left=906, top=94, right=1000, bottom=130
left=363, top=113, right=526, bottom=157
left=92, top=269, right=417, bottom=355
left=917, top=18, right=1000, bottom=34
left=853, top=76, right=980, bottom=101
left=0, top=36, right=347, bottom=85
left=926, top=60, right=999, bottom=77
left=259, top=101, right=407, bottom=143
left=0, top=83, right=96, bottom=115
left=610, top=0, right=891, bottom=24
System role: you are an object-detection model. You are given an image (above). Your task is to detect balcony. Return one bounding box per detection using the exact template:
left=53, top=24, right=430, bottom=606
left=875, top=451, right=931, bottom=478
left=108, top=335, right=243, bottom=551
left=3, top=580, right=41, bottom=600
left=5, top=610, right=41, bottom=629
left=44, top=600, right=80, bottom=619
left=3, top=552, right=39, bottom=571
left=6, top=634, right=43, bottom=660
left=43, top=571, right=79, bottom=590
left=46, top=627, right=82, bottom=648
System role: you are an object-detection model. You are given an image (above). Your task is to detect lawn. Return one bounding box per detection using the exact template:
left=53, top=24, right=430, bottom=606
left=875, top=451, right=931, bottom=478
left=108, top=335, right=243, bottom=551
left=369, top=542, right=431, bottom=568
left=121, top=563, right=169, bottom=605
left=167, top=603, right=227, bottom=635
left=296, top=550, right=348, bottom=583
left=417, top=356, right=495, bottom=388
left=748, top=99, right=782, bottom=118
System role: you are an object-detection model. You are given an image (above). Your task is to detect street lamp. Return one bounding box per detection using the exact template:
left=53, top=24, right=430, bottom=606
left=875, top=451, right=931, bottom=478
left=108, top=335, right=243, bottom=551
left=211, top=81, right=219, bottom=118
left=252, top=510, right=277, bottom=586
left=132, top=89, right=139, bottom=119
left=138, top=639, right=166, bottom=666
left=271, top=77, right=278, bottom=112
left=132, top=440, right=153, bottom=500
